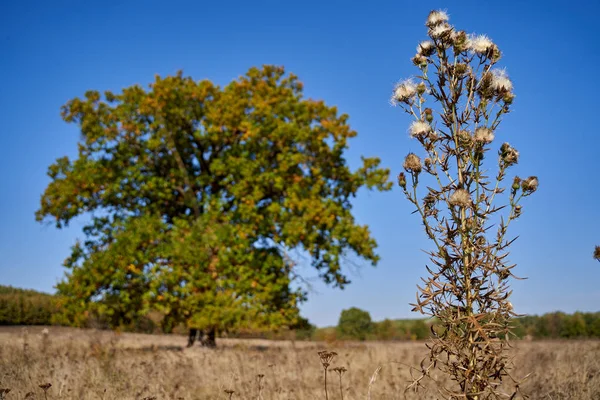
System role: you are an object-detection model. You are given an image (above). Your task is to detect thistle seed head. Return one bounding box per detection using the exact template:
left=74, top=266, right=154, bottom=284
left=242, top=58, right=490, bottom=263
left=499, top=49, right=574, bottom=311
left=491, top=68, right=513, bottom=93
left=458, top=130, right=473, bottom=148
left=424, top=157, right=432, bottom=169
left=403, top=153, right=422, bottom=174
left=474, top=127, right=494, bottom=144
left=452, top=30, right=469, bottom=52
left=391, top=79, right=417, bottom=105
left=430, top=23, right=453, bottom=40
left=417, top=40, right=435, bottom=56
left=521, top=176, right=539, bottom=193
left=500, top=142, right=519, bottom=166
left=409, top=120, right=432, bottom=138
left=468, top=34, right=494, bottom=54
left=412, top=53, right=428, bottom=67
left=449, top=188, right=472, bottom=208
left=426, top=10, right=449, bottom=27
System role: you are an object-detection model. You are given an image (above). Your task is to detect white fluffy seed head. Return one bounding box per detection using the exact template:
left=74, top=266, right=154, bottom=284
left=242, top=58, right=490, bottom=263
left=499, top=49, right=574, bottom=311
left=417, top=40, right=435, bottom=55
left=430, top=23, right=453, bottom=39
left=427, top=10, right=449, bottom=26
left=491, top=69, right=513, bottom=92
left=474, top=127, right=495, bottom=144
left=391, top=79, right=417, bottom=105
left=468, top=34, right=494, bottom=54
left=409, top=121, right=432, bottom=138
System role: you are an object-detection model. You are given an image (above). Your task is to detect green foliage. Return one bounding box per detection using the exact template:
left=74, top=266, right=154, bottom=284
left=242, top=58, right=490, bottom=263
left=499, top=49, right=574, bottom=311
left=336, top=307, right=373, bottom=340
left=36, top=65, right=391, bottom=335
left=511, top=311, right=600, bottom=339
left=0, top=285, right=61, bottom=326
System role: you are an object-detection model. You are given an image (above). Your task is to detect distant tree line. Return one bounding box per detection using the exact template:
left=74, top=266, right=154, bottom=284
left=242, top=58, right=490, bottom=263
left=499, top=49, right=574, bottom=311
left=311, top=308, right=600, bottom=342
left=1, top=287, right=599, bottom=340
left=0, top=286, right=65, bottom=326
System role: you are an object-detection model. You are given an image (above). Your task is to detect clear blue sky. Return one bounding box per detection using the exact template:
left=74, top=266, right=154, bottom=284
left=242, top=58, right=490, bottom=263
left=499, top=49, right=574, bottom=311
left=1, top=1, right=599, bottom=327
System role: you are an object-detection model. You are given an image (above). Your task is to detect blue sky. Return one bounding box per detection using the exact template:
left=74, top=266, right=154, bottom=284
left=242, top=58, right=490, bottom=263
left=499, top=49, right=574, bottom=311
left=1, top=1, right=599, bottom=327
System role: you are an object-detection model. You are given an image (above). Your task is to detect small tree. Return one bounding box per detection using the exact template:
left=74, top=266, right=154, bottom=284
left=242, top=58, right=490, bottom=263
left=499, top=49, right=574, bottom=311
left=391, top=10, right=537, bottom=398
left=337, top=307, right=372, bottom=340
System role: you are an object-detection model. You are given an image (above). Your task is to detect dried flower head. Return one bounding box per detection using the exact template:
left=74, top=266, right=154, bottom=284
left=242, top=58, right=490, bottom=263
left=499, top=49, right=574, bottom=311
left=491, top=69, right=513, bottom=93
left=39, top=383, right=52, bottom=391
left=332, top=366, right=347, bottom=376
left=397, top=172, right=407, bottom=188
left=430, top=23, right=453, bottom=39
left=412, top=53, right=428, bottom=67
left=474, top=127, right=494, bottom=144
left=452, top=30, right=469, bottom=52
left=512, top=176, right=521, bottom=191
left=468, top=34, right=494, bottom=54
left=514, top=204, right=523, bottom=218
left=417, top=40, right=435, bottom=56
left=500, top=142, right=519, bottom=166
left=458, top=130, right=473, bottom=147
left=409, top=120, right=432, bottom=138
left=449, top=188, right=472, bottom=208
left=317, top=350, right=338, bottom=369
left=426, top=10, right=449, bottom=27
left=424, top=157, right=432, bottom=169
left=521, top=176, right=539, bottom=193
left=403, top=153, right=422, bottom=174
left=594, top=246, right=600, bottom=262
left=391, top=79, right=417, bottom=105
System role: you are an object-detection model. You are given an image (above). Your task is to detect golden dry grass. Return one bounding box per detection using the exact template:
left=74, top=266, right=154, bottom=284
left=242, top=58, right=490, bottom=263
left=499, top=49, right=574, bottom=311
left=0, top=326, right=598, bottom=399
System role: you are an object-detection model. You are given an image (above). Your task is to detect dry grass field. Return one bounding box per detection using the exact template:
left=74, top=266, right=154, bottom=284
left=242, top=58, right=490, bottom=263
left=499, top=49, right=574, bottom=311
left=0, top=326, right=598, bottom=399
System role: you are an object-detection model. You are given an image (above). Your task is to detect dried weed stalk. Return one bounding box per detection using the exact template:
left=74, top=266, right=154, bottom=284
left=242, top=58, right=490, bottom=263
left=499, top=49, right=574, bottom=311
left=317, top=351, right=337, bottom=400
left=392, top=9, right=538, bottom=399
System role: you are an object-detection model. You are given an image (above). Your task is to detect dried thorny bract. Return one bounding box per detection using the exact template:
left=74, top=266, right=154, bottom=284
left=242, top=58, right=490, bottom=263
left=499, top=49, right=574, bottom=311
left=393, top=9, right=537, bottom=399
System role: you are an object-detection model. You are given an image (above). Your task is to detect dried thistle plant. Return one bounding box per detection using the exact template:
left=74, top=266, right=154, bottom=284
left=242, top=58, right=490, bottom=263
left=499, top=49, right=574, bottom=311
left=392, top=9, right=537, bottom=399
left=317, top=351, right=337, bottom=400
left=594, top=245, right=600, bottom=262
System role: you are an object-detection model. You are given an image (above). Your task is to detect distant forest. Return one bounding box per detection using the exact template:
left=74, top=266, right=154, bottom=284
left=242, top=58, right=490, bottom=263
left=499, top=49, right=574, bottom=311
left=1, top=285, right=598, bottom=340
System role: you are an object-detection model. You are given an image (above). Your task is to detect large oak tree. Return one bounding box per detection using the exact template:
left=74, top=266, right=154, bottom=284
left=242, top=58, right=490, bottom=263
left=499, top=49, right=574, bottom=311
left=37, top=65, right=391, bottom=338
